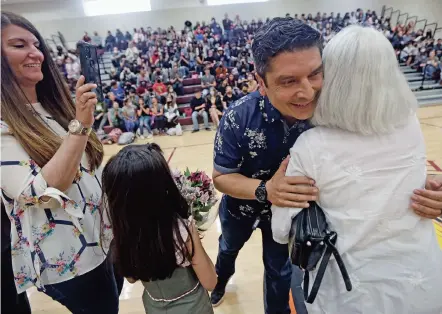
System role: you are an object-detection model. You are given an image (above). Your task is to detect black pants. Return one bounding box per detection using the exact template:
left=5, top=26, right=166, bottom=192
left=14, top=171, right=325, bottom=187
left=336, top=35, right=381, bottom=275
left=1, top=248, right=31, bottom=314
left=44, top=258, right=123, bottom=314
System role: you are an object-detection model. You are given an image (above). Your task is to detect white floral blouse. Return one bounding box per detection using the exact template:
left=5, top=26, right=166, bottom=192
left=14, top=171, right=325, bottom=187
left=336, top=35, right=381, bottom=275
left=0, top=103, right=112, bottom=294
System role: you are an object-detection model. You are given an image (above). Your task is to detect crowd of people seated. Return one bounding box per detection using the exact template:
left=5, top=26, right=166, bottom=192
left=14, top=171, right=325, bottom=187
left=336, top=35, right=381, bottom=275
left=399, top=35, right=442, bottom=83
left=50, top=8, right=440, bottom=140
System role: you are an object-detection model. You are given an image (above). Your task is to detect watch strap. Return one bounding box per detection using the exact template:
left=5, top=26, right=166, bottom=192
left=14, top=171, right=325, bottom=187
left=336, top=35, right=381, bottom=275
left=255, top=180, right=268, bottom=203
left=79, top=126, right=93, bottom=136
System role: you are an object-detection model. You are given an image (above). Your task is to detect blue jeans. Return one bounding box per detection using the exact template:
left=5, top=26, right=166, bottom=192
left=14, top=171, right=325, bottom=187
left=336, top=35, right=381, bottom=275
left=179, top=66, right=189, bottom=78
left=139, top=116, right=152, bottom=134
left=191, top=110, right=209, bottom=130
left=43, top=258, right=122, bottom=314
left=291, top=266, right=308, bottom=314
left=215, top=204, right=292, bottom=314
left=124, top=119, right=138, bottom=133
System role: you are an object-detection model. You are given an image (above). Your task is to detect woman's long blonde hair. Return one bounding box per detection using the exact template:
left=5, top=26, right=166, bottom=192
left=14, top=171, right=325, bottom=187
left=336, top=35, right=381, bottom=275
left=1, top=12, right=103, bottom=170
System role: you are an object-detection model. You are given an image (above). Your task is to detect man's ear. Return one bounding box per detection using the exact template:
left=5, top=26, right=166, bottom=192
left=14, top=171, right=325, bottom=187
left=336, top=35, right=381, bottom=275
left=255, top=73, right=267, bottom=97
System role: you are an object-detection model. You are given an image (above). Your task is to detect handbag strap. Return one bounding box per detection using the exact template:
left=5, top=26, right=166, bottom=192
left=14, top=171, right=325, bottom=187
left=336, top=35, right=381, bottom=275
left=303, top=233, right=352, bottom=303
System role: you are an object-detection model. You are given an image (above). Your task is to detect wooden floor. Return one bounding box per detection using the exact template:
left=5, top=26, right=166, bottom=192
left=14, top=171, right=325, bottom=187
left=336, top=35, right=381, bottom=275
left=28, top=106, right=442, bottom=314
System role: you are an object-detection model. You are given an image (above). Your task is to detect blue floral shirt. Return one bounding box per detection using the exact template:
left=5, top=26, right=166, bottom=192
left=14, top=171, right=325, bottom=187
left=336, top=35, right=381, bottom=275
left=214, top=91, right=313, bottom=220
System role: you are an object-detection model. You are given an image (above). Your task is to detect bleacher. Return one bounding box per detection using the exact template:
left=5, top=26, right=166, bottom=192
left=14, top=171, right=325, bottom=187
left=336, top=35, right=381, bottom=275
left=99, top=51, right=206, bottom=126
left=400, top=63, right=442, bottom=106
left=67, top=6, right=442, bottom=128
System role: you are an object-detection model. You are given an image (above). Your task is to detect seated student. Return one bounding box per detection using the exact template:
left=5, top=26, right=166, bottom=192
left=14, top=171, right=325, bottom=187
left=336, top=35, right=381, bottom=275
left=138, top=98, right=153, bottom=139
left=190, top=90, right=210, bottom=133
left=108, top=101, right=126, bottom=131
left=164, top=96, right=180, bottom=128
left=207, top=88, right=225, bottom=128
left=93, top=101, right=106, bottom=131
left=101, top=144, right=217, bottom=314
left=153, top=78, right=168, bottom=97
left=222, top=86, right=238, bottom=108
left=201, top=67, right=216, bottom=96
left=216, top=74, right=228, bottom=95
left=169, top=65, right=184, bottom=95
left=246, top=73, right=258, bottom=93
left=151, top=97, right=166, bottom=134
left=237, top=84, right=249, bottom=98
left=122, top=98, right=139, bottom=133
left=110, top=80, right=126, bottom=104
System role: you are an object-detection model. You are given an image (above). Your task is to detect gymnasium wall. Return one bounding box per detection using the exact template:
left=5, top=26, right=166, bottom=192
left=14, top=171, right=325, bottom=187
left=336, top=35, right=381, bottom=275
left=2, top=0, right=441, bottom=44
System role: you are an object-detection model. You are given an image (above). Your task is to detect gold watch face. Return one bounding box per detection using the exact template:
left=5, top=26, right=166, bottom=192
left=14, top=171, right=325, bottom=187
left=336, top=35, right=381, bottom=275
left=68, top=120, right=81, bottom=133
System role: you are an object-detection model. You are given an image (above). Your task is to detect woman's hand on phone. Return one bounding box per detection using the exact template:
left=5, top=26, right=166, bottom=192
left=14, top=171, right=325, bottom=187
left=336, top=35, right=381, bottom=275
left=75, top=75, right=97, bottom=128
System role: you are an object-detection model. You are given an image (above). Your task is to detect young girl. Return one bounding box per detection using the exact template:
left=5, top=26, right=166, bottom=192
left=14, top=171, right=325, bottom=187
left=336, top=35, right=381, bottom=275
left=137, top=98, right=152, bottom=139
left=207, top=88, right=225, bottom=128
left=101, top=144, right=217, bottom=314
left=121, top=98, right=138, bottom=133
left=151, top=97, right=166, bottom=133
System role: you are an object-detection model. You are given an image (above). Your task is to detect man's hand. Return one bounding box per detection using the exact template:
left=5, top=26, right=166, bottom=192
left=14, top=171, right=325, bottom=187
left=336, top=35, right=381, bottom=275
left=266, top=157, right=318, bottom=208
left=411, top=176, right=442, bottom=219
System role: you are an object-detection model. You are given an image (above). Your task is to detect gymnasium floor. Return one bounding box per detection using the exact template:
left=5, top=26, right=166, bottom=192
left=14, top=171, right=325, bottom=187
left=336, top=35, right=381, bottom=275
left=28, top=105, right=442, bottom=314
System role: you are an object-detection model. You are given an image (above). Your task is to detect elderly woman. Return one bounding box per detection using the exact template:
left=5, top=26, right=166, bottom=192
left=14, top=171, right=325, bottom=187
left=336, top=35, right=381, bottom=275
left=1, top=12, right=121, bottom=312
left=272, top=25, right=442, bottom=313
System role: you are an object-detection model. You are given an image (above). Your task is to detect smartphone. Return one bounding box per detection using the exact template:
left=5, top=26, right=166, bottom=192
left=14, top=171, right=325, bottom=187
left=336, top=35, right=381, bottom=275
left=78, top=41, right=103, bottom=102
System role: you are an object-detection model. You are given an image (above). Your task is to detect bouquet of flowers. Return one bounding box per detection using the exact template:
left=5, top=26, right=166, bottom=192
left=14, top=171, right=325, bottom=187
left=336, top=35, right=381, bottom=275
left=172, top=168, right=219, bottom=231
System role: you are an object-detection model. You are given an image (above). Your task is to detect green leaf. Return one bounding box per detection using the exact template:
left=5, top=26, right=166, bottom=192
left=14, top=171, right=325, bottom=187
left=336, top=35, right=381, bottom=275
left=199, top=205, right=212, bottom=213
left=194, top=212, right=204, bottom=222
left=184, top=167, right=191, bottom=177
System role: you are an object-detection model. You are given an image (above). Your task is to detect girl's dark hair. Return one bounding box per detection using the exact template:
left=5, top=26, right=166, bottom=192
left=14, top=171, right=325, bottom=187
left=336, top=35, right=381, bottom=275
left=101, top=144, right=193, bottom=281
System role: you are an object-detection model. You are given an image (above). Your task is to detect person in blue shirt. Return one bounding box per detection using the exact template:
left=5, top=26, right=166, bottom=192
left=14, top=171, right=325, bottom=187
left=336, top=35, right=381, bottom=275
left=110, top=80, right=125, bottom=105
left=211, top=18, right=442, bottom=314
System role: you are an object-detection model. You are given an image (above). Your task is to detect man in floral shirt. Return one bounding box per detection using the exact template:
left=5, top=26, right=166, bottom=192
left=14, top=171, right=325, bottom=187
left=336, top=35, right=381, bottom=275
left=211, top=18, right=442, bottom=314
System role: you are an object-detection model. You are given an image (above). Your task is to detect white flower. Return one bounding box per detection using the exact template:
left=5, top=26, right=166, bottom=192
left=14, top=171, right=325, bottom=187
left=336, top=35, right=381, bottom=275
left=250, top=151, right=258, bottom=158
left=244, top=128, right=267, bottom=150
left=406, top=271, right=425, bottom=288
left=214, top=132, right=223, bottom=152
left=344, top=165, right=363, bottom=181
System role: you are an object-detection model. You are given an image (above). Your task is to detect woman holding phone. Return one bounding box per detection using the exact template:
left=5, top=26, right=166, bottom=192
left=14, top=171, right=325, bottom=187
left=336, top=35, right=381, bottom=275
left=1, top=12, right=121, bottom=313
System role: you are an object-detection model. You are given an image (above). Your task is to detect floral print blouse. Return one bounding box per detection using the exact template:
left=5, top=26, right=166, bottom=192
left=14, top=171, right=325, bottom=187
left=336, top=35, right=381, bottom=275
left=0, top=103, right=112, bottom=294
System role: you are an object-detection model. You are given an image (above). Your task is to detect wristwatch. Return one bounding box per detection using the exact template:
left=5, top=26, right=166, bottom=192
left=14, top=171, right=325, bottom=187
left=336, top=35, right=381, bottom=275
left=68, top=119, right=92, bottom=136
left=255, top=180, right=268, bottom=203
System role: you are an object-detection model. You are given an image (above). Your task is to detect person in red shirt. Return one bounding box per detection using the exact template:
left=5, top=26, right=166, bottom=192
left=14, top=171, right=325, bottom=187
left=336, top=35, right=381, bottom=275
left=150, top=50, right=160, bottom=67
left=82, top=31, right=91, bottom=43
left=136, top=81, right=148, bottom=96
left=153, top=78, right=167, bottom=96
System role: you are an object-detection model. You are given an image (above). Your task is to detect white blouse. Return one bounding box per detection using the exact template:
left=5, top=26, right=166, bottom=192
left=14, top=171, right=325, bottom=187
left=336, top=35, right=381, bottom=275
left=0, top=103, right=112, bottom=294
left=272, top=115, right=442, bottom=313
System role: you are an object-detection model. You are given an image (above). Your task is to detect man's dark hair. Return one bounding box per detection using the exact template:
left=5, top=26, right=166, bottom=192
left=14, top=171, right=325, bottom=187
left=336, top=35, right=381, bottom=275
left=252, top=17, right=322, bottom=81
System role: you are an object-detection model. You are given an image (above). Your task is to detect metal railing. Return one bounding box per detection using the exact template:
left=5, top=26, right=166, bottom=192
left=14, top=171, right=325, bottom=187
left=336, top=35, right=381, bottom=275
left=406, top=16, right=418, bottom=26
left=424, top=23, right=439, bottom=38
left=45, top=38, right=57, bottom=52
left=382, top=6, right=393, bottom=19
left=398, top=13, right=408, bottom=25
left=391, top=10, right=401, bottom=26
left=415, top=19, right=428, bottom=33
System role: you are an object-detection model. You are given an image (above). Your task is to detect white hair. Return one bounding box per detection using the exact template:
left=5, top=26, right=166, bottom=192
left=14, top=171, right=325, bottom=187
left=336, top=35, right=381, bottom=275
left=312, top=25, right=417, bottom=135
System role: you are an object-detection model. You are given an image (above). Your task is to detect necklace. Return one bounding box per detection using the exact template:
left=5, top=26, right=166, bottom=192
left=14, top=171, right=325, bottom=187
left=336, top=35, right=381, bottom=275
left=28, top=104, right=63, bottom=138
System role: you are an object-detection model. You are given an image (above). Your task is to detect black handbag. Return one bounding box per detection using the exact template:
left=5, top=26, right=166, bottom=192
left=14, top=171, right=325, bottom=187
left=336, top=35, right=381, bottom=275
left=288, top=201, right=352, bottom=303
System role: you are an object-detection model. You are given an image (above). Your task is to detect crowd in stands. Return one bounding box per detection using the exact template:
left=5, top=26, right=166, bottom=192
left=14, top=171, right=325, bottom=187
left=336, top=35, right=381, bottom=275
left=50, top=8, right=441, bottom=141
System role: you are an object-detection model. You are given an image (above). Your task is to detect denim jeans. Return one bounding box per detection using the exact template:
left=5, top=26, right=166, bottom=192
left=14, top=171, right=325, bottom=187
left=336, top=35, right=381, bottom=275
left=215, top=204, right=292, bottom=314
left=124, top=119, right=138, bottom=133
left=139, top=116, right=152, bottom=134
left=43, top=258, right=122, bottom=314
left=291, top=266, right=308, bottom=314
left=178, top=66, right=189, bottom=78
left=191, top=110, right=209, bottom=130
